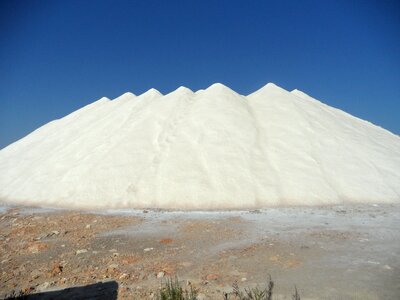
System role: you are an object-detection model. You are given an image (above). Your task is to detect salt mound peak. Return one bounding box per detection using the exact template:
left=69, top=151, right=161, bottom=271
left=0, top=83, right=399, bottom=210
left=113, top=92, right=136, bottom=102
left=168, top=86, right=193, bottom=96
left=248, top=82, right=288, bottom=96
left=140, top=88, right=162, bottom=98
left=206, top=82, right=238, bottom=94
left=98, top=96, right=111, bottom=102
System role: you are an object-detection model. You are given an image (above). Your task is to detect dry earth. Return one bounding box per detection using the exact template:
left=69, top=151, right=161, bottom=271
left=0, top=204, right=399, bottom=299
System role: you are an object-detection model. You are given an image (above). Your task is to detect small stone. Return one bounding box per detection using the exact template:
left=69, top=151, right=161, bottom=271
left=107, top=264, right=119, bottom=273
left=85, top=224, right=91, bottom=229
left=159, top=238, right=173, bottom=244
left=206, top=274, right=219, bottom=281
left=59, top=278, right=67, bottom=284
left=157, top=271, right=165, bottom=278
left=33, top=233, right=47, bottom=241
left=119, top=273, right=130, bottom=279
left=76, top=249, right=88, bottom=255
left=383, top=265, right=392, bottom=270
left=113, top=253, right=119, bottom=257
left=51, top=264, right=63, bottom=276
left=144, top=247, right=154, bottom=252
left=241, top=277, right=247, bottom=282
left=36, top=281, right=50, bottom=292
left=51, top=230, right=60, bottom=235
left=31, top=269, right=41, bottom=279
left=28, top=243, right=47, bottom=253
left=23, top=286, right=35, bottom=294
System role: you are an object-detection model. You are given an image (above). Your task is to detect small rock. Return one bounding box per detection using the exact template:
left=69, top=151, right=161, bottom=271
left=28, top=243, right=47, bottom=253
left=36, top=281, right=50, bottom=292
left=119, top=273, right=130, bottom=280
left=76, top=249, right=88, bottom=255
left=143, top=247, right=154, bottom=252
left=51, top=264, right=63, bottom=276
left=51, top=230, right=60, bottom=235
left=206, top=274, right=219, bottom=281
left=241, top=277, right=247, bottom=282
left=113, top=253, right=119, bottom=257
left=157, top=271, right=165, bottom=278
left=59, top=278, right=67, bottom=284
left=31, top=269, right=42, bottom=279
left=159, top=238, right=173, bottom=244
left=33, top=233, right=47, bottom=241
left=107, top=264, right=119, bottom=273
left=85, top=224, right=91, bottom=229
left=383, top=265, right=392, bottom=270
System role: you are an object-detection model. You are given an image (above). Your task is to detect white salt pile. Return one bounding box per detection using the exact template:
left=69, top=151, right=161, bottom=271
left=0, top=83, right=399, bottom=209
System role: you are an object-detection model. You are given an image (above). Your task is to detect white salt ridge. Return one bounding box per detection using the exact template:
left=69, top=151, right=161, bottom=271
left=0, top=83, right=399, bottom=209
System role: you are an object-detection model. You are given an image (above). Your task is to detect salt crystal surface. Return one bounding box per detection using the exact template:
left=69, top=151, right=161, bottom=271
left=0, top=83, right=399, bottom=209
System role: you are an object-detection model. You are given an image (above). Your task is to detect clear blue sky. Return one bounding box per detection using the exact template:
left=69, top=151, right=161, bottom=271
left=1, top=0, right=399, bottom=149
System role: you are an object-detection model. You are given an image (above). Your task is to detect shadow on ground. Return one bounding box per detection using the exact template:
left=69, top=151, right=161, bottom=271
left=5, top=281, right=118, bottom=300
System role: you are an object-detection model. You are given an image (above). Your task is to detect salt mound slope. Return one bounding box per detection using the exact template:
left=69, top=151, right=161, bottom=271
left=0, top=83, right=399, bottom=209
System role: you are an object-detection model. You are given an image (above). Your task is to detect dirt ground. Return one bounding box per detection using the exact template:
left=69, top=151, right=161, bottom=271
left=0, top=204, right=399, bottom=299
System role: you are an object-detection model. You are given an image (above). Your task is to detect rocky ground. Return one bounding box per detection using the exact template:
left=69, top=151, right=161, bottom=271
left=0, top=204, right=399, bottom=299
